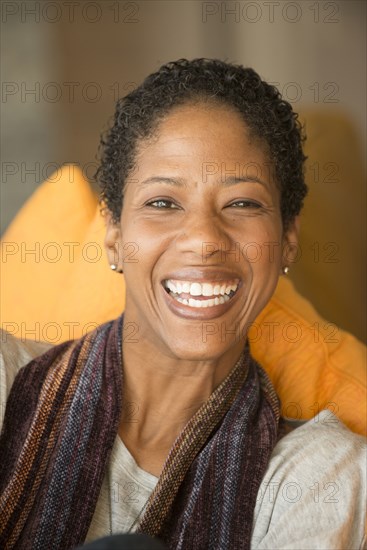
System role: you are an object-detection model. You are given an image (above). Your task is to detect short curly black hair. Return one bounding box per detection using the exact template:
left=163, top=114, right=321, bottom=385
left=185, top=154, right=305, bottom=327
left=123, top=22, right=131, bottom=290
left=97, top=58, right=307, bottom=231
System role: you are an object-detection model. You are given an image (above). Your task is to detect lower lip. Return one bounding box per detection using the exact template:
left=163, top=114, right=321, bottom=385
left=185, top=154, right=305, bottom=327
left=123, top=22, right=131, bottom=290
left=161, top=283, right=242, bottom=320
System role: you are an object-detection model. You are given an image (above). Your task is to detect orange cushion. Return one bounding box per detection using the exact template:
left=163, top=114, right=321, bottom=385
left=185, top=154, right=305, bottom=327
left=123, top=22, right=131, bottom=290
left=1, top=166, right=365, bottom=436
left=250, top=279, right=366, bottom=436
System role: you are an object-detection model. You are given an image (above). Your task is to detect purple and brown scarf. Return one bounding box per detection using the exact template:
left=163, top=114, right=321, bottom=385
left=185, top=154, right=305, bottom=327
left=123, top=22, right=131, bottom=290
left=0, top=315, right=280, bottom=549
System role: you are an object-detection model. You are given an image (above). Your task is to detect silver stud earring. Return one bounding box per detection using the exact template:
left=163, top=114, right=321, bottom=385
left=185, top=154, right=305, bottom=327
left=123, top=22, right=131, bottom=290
left=110, top=264, right=123, bottom=274
left=282, top=266, right=289, bottom=275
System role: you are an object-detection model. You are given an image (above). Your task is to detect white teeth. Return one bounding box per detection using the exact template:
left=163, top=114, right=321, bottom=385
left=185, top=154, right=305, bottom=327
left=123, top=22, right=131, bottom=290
left=182, top=282, right=190, bottom=293
left=202, top=283, right=213, bottom=297
left=166, top=280, right=177, bottom=293
left=190, top=282, right=202, bottom=296
left=176, top=297, right=189, bottom=305
left=174, top=294, right=230, bottom=308
left=164, top=279, right=239, bottom=299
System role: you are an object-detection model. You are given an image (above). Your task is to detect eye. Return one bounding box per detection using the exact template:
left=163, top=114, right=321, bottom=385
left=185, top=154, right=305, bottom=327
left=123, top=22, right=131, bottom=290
left=145, top=199, right=179, bottom=209
left=227, top=200, right=262, bottom=209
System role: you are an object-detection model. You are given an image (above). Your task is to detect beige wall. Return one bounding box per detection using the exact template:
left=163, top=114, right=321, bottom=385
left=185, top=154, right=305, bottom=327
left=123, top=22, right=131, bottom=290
left=1, top=0, right=366, bottom=341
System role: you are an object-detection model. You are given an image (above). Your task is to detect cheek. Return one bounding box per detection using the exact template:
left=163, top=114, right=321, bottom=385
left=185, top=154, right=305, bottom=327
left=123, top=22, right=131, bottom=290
left=120, top=222, right=169, bottom=272
left=236, top=220, right=283, bottom=264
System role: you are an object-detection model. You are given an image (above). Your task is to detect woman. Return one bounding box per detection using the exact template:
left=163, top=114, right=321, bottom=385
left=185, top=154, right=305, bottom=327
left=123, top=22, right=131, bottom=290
left=0, top=59, right=365, bottom=549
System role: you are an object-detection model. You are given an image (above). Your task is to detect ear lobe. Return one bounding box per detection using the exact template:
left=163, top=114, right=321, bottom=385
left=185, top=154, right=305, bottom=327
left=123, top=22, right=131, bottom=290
left=282, top=216, right=301, bottom=268
left=104, top=211, right=123, bottom=268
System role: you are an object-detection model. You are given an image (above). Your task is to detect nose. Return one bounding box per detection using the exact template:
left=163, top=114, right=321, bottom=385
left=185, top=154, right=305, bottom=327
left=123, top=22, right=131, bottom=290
left=174, top=208, right=234, bottom=262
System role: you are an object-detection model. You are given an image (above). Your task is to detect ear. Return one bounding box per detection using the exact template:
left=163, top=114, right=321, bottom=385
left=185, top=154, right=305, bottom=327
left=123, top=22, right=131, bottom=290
left=104, top=211, right=123, bottom=270
left=281, top=216, right=300, bottom=272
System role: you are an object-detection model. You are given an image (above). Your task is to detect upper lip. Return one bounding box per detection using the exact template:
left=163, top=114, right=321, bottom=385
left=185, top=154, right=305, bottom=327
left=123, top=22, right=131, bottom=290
left=161, top=268, right=242, bottom=284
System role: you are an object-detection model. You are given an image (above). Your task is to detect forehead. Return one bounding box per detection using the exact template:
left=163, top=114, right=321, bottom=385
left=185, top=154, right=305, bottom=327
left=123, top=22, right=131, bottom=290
left=134, top=102, right=269, bottom=167
left=155, top=102, right=248, bottom=136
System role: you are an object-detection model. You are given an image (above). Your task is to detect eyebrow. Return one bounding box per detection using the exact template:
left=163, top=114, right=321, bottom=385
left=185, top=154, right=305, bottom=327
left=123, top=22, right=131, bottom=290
left=221, top=175, right=268, bottom=187
left=140, top=175, right=268, bottom=187
left=140, top=176, right=187, bottom=187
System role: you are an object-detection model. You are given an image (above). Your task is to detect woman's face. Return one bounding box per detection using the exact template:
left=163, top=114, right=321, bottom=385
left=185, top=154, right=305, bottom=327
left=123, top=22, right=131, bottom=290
left=105, top=102, right=298, bottom=361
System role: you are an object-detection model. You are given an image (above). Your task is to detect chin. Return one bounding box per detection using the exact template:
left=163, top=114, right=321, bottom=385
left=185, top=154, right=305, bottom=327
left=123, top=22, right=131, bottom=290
left=162, top=331, right=240, bottom=363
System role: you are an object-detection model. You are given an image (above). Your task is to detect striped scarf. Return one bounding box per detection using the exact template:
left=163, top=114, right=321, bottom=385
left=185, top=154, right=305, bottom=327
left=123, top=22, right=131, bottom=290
left=0, top=315, right=280, bottom=549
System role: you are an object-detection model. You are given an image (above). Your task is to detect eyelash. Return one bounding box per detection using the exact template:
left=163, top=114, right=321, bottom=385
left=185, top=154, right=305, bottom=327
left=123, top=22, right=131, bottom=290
left=145, top=199, right=179, bottom=209
left=228, top=200, right=262, bottom=209
left=145, top=199, right=262, bottom=210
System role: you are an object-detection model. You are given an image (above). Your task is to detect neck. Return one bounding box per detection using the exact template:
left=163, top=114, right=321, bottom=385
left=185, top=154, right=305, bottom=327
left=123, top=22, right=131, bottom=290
left=119, top=316, right=245, bottom=454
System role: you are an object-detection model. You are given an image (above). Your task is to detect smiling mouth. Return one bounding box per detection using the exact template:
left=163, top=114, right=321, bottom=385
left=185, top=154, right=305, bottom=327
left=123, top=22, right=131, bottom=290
left=162, top=279, right=240, bottom=308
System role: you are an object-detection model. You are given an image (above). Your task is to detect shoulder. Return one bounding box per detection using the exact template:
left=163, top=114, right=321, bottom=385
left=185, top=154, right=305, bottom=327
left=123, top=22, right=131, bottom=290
left=271, top=410, right=366, bottom=465
left=0, top=330, right=53, bottom=428
left=0, top=318, right=119, bottom=433
left=251, top=411, right=367, bottom=549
